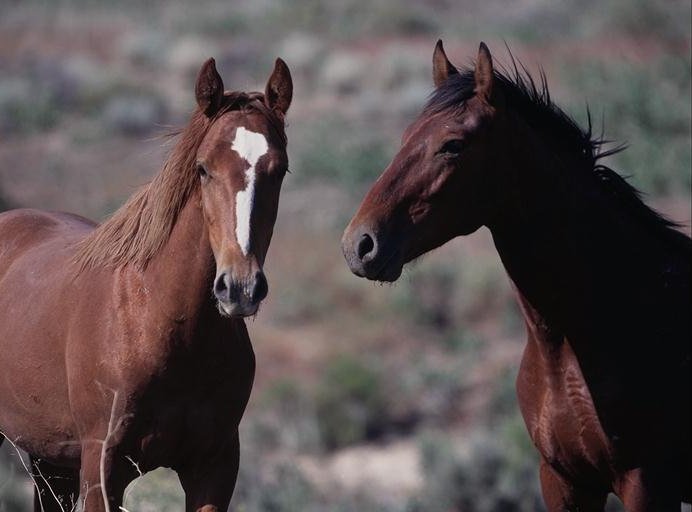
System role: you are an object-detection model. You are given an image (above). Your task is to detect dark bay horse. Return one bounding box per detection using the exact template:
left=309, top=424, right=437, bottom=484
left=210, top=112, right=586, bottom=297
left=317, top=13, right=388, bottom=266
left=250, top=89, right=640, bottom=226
left=0, top=56, right=292, bottom=511
left=342, top=41, right=690, bottom=511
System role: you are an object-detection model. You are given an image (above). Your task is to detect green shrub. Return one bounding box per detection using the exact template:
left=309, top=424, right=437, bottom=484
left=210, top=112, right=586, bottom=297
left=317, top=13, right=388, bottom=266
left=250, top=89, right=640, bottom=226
left=0, top=79, right=60, bottom=135
left=292, top=116, right=392, bottom=189
left=252, top=464, right=315, bottom=512
left=121, top=468, right=185, bottom=512
left=600, top=0, right=691, bottom=42
left=392, top=265, right=457, bottom=333
left=488, top=367, right=519, bottom=421
left=258, top=0, right=438, bottom=40
left=246, top=379, right=322, bottom=453
left=563, top=56, right=691, bottom=195
left=315, top=355, right=386, bottom=450
left=233, top=462, right=317, bottom=512
left=410, top=427, right=543, bottom=512
left=101, top=93, right=167, bottom=136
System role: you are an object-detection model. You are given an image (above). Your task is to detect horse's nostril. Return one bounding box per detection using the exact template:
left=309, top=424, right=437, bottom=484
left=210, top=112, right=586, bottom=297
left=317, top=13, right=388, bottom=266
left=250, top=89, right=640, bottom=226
left=214, top=272, right=230, bottom=301
left=357, top=233, right=375, bottom=261
left=251, top=272, right=268, bottom=303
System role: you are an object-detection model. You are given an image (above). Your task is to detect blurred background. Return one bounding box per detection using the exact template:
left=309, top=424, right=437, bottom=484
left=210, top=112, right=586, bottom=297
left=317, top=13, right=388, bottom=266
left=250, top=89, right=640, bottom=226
left=0, top=0, right=690, bottom=511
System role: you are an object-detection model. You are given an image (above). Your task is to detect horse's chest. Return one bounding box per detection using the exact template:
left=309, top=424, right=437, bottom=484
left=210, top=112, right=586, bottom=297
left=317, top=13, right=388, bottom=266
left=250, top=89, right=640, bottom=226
left=517, top=338, right=614, bottom=480
left=125, top=337, right=255, bottom=468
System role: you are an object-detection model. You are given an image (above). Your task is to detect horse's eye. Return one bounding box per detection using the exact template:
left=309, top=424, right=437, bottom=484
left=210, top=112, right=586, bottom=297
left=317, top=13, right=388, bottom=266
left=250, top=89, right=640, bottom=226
left=197, top=163, right=209, bottom=179
left=438, top=139, right=465, bottom=156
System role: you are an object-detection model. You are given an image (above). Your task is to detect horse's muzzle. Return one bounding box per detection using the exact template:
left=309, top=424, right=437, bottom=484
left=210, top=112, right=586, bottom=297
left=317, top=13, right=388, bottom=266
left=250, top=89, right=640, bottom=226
left=341, top=224, right=403, bottom=282
left=214, top=270, right=268, bottom=317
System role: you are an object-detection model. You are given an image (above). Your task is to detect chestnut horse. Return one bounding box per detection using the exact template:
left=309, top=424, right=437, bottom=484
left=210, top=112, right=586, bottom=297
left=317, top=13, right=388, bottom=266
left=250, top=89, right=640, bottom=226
left=0, top=57, right=292, bottom=511
left=342, top=41, right=690, bottom=511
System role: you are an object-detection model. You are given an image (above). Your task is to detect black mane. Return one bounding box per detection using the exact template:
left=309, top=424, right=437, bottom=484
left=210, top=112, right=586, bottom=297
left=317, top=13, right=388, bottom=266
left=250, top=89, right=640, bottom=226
left=424, top=57, right=689, bottom=249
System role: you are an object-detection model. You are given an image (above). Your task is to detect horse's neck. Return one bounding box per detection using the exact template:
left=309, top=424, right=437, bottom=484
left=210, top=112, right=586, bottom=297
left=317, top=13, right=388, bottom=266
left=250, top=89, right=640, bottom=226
left=142, top=192, right=216, bottom=325
left=487, top=120, right=618, bottom=341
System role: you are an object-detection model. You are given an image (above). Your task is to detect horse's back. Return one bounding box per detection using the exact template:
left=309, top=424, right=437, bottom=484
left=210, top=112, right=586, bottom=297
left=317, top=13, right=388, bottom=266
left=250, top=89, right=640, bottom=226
left=0, top=207, right=95, bottom=241
left=0, top=208, right=95, bottom=273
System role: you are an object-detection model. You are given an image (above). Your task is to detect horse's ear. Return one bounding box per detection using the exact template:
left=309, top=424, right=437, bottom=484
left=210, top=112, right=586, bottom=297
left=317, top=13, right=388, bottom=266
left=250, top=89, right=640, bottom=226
left=474, top=42, right=494, bottom=102
left=195, top=58, right=225, bottom=117
left=265, top=58, right=292, bottom=117
left=432, top=39, right=458, bottom=88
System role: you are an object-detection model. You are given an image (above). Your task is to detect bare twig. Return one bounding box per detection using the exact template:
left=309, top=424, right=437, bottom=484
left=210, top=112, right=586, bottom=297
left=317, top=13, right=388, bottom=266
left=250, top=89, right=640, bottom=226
left=32, top=461, right=68, bottom=512
left=99, top=388, right=121, bottom=512
left=0, top=430, right=80, bottom=512
left=119, top=455, right=144, bottom=512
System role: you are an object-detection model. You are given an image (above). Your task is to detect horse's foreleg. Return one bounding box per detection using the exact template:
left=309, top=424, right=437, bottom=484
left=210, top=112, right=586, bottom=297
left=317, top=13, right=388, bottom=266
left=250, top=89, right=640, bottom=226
left=539, top=459, right=608, bottom=512
left=615, top=466, right=680, bottom=512
left=176, top=432, right=240, bottom=512
left=30, top=457, right=79, bottom=512
left=78, top=442, right=130, bottom=512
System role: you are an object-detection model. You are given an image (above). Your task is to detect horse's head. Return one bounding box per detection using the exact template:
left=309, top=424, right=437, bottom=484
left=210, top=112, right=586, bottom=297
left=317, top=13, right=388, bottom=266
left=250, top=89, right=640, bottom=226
left=195, top=58, right=292, bottom=317
left=342, top=41, right=502, bottom=282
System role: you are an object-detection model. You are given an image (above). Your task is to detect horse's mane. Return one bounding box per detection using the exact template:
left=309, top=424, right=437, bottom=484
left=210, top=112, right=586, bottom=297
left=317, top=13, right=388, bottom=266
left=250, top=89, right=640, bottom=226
left=424, top=54, right=690, bottom=250
left=74, top=91, right=286, bottom=271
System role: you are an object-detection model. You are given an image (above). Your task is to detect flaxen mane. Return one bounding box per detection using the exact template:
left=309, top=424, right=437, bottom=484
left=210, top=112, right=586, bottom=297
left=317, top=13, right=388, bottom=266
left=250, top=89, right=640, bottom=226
left=75, top=92, right=286, bottom=271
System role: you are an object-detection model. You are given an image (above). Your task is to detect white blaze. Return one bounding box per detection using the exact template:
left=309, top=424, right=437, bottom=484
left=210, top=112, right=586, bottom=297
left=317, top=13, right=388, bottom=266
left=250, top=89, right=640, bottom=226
left=231, top=126, right=268, bottom=256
